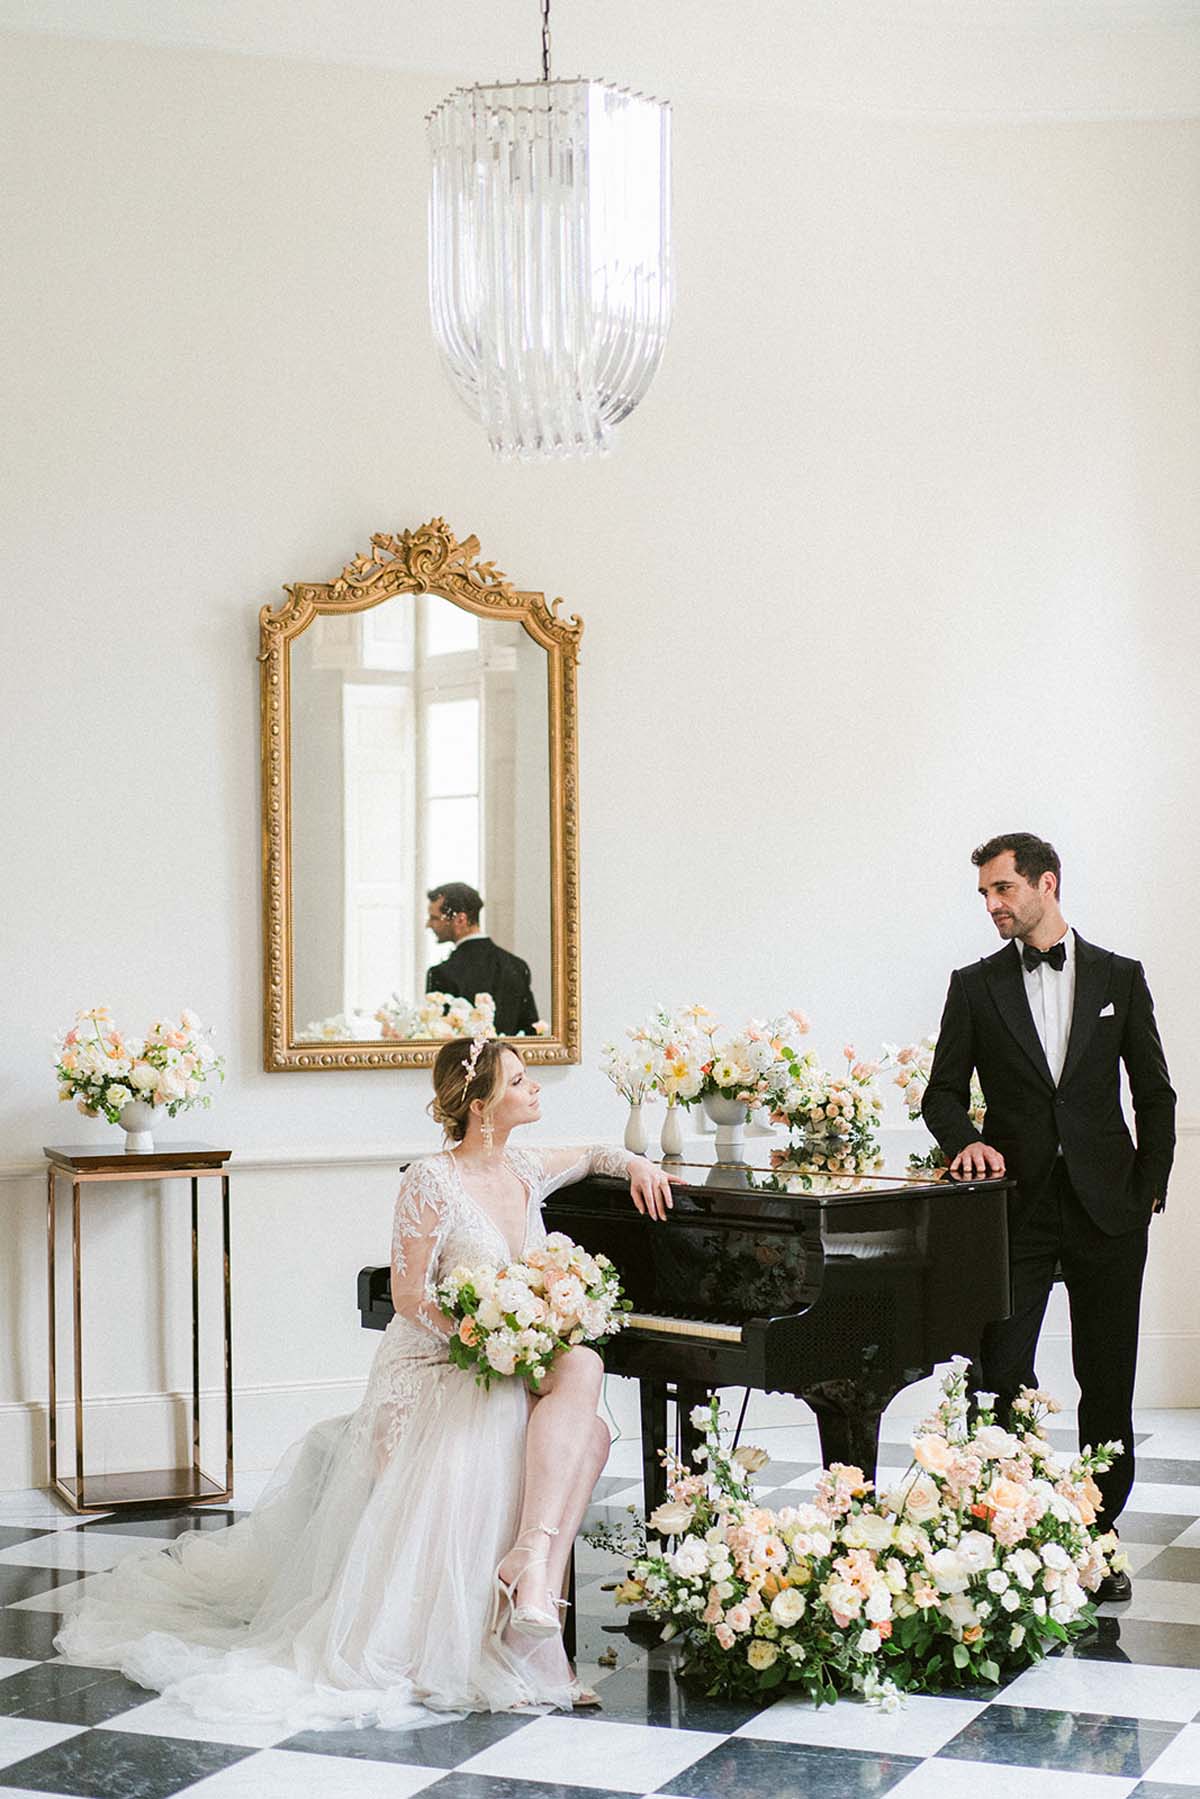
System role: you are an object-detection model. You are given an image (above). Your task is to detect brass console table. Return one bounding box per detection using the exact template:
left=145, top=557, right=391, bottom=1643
left=44, top=1143, right=233, bottom=1513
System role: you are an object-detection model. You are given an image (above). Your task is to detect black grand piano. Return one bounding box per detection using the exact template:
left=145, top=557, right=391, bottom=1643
left=358, top=1134, right=1012, bottom=1515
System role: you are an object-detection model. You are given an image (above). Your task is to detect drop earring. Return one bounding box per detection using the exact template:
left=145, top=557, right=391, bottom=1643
left=482, top=1117, right=494, bottom=1154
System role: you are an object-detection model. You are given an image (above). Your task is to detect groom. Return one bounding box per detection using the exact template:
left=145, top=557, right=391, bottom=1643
left=923, top=832, right=1175, bottom=1598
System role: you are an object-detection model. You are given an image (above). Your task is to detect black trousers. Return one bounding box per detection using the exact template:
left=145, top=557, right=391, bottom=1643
left=976, top=1159, right=1149, bottom=1527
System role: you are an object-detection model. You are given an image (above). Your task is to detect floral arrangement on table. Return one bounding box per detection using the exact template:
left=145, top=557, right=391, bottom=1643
left=603, top=1360, right=1119, bottom=1707
left=884, top=1035, right=986, bottom=1168
left=377, top=991, right=497, bottom=1041
left=296, top=1011, right=381, bottom=1043
left=436, top=1232, right=629, bottom=1390
left=768, top=1142, right=886, bottom=1184
left=764, top=1043, right=884, bottom=1150
left=55, top=1007, right=225, bottom=1124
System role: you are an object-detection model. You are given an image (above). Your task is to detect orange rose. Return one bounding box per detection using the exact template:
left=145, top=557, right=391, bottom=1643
left=962, top=1624, right=983, bottom=1644
left=458, top=1317, right=479, bottom=1347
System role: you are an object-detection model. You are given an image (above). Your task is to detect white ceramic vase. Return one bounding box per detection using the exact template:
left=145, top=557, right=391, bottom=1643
left=702, top=1091, right=748, bottom=1158
left=117, top=1099, right=157, bottom=1154
left=623, top=1101, right=649, bottom=1156
left=660, top=1099, right=686, bottom=1160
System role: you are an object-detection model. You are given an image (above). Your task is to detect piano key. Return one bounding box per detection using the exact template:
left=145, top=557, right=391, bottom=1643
left=624, top=1312, right=744, bottom=1343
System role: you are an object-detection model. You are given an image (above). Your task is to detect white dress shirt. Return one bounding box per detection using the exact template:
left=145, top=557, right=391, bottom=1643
left=1020, top=925, right=1076, bottom=1086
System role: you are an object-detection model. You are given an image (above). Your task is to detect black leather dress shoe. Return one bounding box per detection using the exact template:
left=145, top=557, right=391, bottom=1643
left=1097, top=1568, right=1133, bottom=1604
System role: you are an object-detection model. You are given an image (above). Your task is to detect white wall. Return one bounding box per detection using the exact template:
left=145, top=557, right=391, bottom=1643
left=2, top=30, right=1197, bottom=1487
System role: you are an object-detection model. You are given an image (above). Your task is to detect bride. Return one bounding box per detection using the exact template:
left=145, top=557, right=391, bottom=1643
left=56, top=1037, right=675, bottom=1726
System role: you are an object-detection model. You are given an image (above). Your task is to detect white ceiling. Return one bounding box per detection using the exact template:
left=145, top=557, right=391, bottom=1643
left=3, top=0, right=1200, bottom=120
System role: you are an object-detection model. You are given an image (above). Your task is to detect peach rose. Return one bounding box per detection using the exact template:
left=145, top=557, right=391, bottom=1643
left=986, top=1477, right=1026, bottom=1510
left=457, top=1317, right=480, bottom=1347
left=913, top=1435, right=955, bottom=1476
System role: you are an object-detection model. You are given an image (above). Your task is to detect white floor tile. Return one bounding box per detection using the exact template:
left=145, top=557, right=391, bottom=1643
left=8, top=1571, right=104, bottom=1613
left=999, top=1655, right=1200, bottom=1722
left=1122, top=1578, right=1200, bottom=1627
left=459, top=1714, right=726, bottom=1792
left=102, top=1695, right=293, bottom=1749
left=184, top=1748, right=442, bottom=1798
left=0, top=1717, right=86, bottom=1767
left=888, top=1759, right=1139, bottom=1799
left=1166, top=1516, right=1200, bottom=1549
left=1138, top=1721, right=1200, bottom=1784
left=735, top=1690, right=986, bottom=1755
left=0, top=1531, right=163, bottom=1572
left=1127, top=1483, right=1200, bottom=1518
left=0, top=1658, right=38, bottom=1683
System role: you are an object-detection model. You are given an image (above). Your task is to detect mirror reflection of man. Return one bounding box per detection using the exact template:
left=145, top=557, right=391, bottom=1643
left=424, top=881, right=540, bottom=1037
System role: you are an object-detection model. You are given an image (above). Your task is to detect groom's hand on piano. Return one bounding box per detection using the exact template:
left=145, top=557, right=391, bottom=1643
left=949, top=1142, right=1006, bottom=1179
left=628, top=1157, right=682, bottom=1222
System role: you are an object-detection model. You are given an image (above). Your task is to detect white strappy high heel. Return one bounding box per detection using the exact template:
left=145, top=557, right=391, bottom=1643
left=494, top=1523, right=562, bottom=1640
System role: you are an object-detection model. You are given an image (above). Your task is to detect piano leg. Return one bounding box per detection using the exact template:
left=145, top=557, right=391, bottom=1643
left=805, top=1383, right=885, bottom=1484
left=639, top=1380, right=669, bottom=1516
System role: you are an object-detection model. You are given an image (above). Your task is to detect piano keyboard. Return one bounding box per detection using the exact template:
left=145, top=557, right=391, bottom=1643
left=624, top=1311, right=744, bottom=1344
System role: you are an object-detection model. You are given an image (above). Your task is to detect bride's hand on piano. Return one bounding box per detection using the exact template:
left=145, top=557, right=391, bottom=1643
left=627, top=1157, right=681, bottom=1222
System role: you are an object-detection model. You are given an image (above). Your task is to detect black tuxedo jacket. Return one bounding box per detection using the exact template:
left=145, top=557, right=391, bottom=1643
left=923, top=935, right=1175, bottom=1234
left=427, top=937, right=539, bottom=1038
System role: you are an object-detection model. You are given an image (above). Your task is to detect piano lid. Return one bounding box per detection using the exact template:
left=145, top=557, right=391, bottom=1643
left=605, top=1128, right=1005, bottom=1204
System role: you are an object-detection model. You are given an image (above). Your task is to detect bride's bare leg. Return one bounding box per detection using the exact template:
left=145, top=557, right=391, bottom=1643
left=498, top=1347, right=608, bottom=1616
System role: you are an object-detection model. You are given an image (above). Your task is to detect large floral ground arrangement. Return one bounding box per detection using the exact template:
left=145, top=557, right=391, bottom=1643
left=600, top=1362, right=1122, bottom=1709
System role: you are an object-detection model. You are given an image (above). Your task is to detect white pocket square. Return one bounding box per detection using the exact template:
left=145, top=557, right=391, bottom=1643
left=1099, top=1002, right=1115, bottom=1017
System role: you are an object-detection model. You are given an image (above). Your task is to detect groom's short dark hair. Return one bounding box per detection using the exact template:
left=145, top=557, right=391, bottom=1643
left=972, top=833, right=1062, bottom=898
left=427, top=881, right=483, bottom=924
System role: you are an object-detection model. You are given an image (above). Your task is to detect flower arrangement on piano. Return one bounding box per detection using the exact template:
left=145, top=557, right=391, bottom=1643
left=606, top=1361, right=1120, bottom=1706
left=55, top=1007, right=225, bottom=1123
left=599, top=1039, right=662, bottom=1105
left=764, top=1044, right=884, bottom=1150
left=435, top=1232, right=629, bottom=1390
left=884, top=1036, right=986, bottom=1168
left=768, top=1142, right=886, bottom=1183
left=376, top=990, right=497, bottom=1041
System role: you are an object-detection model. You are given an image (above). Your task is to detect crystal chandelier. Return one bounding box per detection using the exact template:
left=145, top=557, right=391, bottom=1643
left=427, top=1, right=672, bottom=460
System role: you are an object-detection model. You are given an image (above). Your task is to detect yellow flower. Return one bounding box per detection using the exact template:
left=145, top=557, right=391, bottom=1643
left=746, top=1640, right=779, bottom=1671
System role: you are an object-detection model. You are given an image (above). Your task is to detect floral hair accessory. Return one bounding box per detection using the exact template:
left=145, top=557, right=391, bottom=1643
left=461, top=1032, right=487, bottom=1092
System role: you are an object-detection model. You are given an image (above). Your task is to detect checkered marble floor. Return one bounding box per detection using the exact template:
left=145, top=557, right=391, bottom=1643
left=4, top=1405, right=1200, bottom=1799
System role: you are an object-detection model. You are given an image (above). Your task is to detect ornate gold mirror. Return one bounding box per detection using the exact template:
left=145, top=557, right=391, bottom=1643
left=260, top=520, right=581, bottom=1069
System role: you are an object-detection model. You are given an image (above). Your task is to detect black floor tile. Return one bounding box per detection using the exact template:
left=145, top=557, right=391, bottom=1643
left=0, top=1606, right=64, bottom=1659
left=0, top=1724, right=251, bottom=1798
left=1132, top=1458, right=1200, bottom=1487
left=1139, top=1548, right=1200, bottom=1584
left=76, top=1510, right=245, bottom=1539
left=0, top=1661, right=151, bottom=1726
left=279, top=1710, right=534, bottom=1767
left=0, top=1526, right=54, bottom=1551
left=656, top=1735, right=922, bottom=1797
left=0, top=1564, right=87, bottom=1606
left=1072, top=1616, right=1200, bottom=1668
left=935, top=1704, right=1180, bottom=1776
left=580, top=1659, right=766, bottom=1733
left=1132, top=1785, right=1200, bottom=1799
left=1118, top=1513, right=1198, bottom=1546
left=428, top=1778, right=637, bottom=1799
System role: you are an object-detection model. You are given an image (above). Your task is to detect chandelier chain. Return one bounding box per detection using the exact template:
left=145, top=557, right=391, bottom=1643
left=541, top=0, right=552, bottom=81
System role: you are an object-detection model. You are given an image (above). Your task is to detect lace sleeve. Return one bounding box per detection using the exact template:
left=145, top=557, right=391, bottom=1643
left=390, top=1160, right=453, bottom=1341
left=536, top=1145, right=636, bottom=1200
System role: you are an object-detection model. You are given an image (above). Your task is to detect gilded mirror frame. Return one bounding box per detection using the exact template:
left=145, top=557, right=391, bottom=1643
left=259, top=518, right=582, bottom=1070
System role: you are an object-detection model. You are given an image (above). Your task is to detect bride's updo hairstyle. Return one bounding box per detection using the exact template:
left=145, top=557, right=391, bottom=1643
left=429, top=1038, right=515, bottom=1142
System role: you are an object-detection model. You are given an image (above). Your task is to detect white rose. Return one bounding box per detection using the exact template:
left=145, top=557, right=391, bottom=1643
left=130, top=1062, right=159, bottom=1092
left=986, top=1569, right=1010, bottom=1594
left=476, top=1297, right=503, bottom=1330
left=857, top=1628, right=882, bottom=1653
left=895, top=1473, right=941, bottom=1524
left=1032, top=1596, right=1047, bottom=1616
left=104, top=1084, right=132, bottom=1108
left=1040, top=1541, right=1071, bottom=1571
left=942, top=1592, right=979, bottom=1629
left=484, top=1337, right=517, bottom=1376
left=842, top=1513, right=896, bottom=1552
left=1001, top=1589, right=1021, bottom=1612
left=864, top=1585, right=893, bottom=1623
left=928, top=1548, right=968, bottom=1593
left=973, top=1424, right=1021, bottom=1460
left=956, top=1531, right=996, bottom=1575
left=747, top=1640, right=779, bottom=1671
left=1009, top=1623, right=1026, bottom=1648
left=669, top=1538, right=709, bottom=1579
left=770, top=1588, right=806, bottom=1627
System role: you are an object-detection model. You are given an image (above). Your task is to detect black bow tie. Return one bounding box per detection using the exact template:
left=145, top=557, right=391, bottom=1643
left=1023, top=941, right=1066, bottom=973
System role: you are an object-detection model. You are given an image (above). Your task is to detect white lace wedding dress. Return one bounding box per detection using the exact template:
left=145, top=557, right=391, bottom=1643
left=55, top=1144, right=631, bottom=1730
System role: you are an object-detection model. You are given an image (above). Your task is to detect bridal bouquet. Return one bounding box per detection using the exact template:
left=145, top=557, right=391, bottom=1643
left=765, top=1044, right=884, bottom=1149
left=436, top=1232, right=629, bottom=1391
left=56, top=1008, right=225, bottom=1123
left=377, top=991, right=497, bottom=1041
left=607, top=1361, right=1119, bottom=1706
